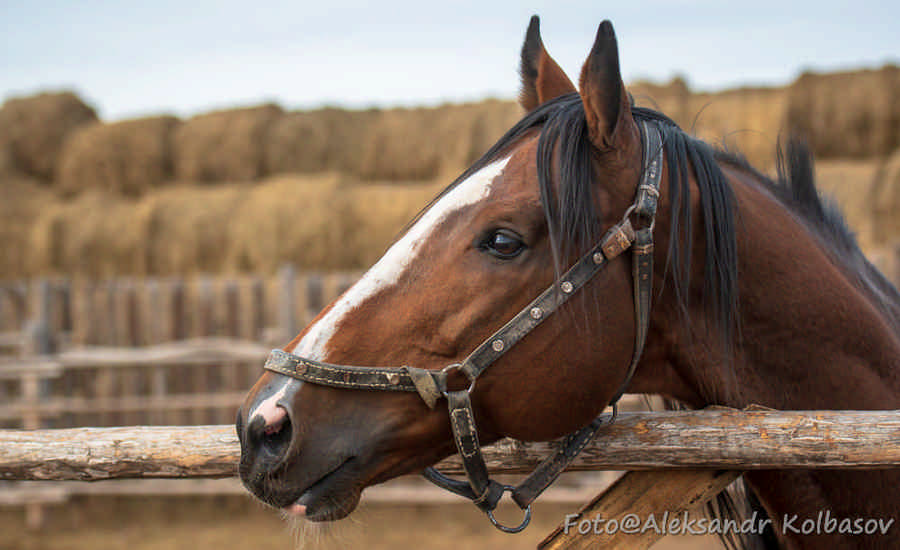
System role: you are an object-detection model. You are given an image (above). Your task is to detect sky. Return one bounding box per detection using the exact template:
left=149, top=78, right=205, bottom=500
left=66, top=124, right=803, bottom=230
left=2, top=1, right=898, bottom=121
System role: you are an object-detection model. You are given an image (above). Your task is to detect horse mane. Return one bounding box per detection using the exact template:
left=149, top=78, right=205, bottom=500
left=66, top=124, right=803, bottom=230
left=444, top=92, right=900, bottom=357
left=719, top=143, right=900, bottom=331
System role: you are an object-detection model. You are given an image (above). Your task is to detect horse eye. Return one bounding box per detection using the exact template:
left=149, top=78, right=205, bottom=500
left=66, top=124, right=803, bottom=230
left=482, top=230, right=526, bottom=259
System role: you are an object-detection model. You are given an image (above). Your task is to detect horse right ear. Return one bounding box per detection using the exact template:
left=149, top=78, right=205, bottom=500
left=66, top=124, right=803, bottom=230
left=578, top=20, right=636, bottom=152
left=518, top=16, right=576, bottom=111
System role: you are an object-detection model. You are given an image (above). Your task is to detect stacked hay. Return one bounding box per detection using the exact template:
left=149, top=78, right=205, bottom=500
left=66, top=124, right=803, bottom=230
left=786, top=66, right=900, bottom=159
left=630, top=78, right=787, bottom=169
left=24, top=175, right=441, bottom=277
left=173, top=104, right=283, bottom=182
left=814, top=159, right=883, bottom=251
left=264, top=108, right=380, bottom=176
left=870, top=148, right=900, bottom=247
left=0, top=178, right=56, bottom=277
left=629, top=77, right=692, bottom=122
left=358, top=100, right=522, bottom=181
left=57, top=116, right=180, bottom=196
left=0, top=91, right=97, bottom=180
left=685, top=86, right=788, bottom=170
left=265, top=100, right=522, bottom=182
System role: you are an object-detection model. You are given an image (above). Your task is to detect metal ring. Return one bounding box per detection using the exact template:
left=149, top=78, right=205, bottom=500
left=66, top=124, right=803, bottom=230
left=486, top=485, right=532, bottom=534
left=618, top=204, right=636, bottom=227
left=440, top=363, right=476, bottom=395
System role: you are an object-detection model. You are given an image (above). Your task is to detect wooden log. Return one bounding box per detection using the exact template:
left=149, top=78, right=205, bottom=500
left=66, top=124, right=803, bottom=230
left=1, top=409, right=899, bottom=481
left=538, top=470, right=742, bottom=549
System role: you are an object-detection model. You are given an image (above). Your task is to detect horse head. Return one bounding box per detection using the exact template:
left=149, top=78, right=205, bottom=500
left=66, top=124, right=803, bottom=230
left=236, top=17, right=659, bottom=522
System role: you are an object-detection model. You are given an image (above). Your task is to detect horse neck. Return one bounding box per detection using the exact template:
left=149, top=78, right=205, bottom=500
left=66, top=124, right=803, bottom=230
left=647, top=164, right=900, bottom=412
left=634, top=164, right=900, bottom=549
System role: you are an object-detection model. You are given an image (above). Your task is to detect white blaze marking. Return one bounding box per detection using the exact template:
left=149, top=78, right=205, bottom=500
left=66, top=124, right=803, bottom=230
left=289, top=157, right=510, bottom=360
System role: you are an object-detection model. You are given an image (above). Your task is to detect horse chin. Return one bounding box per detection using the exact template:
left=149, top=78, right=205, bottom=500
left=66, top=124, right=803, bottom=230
left=290, top=488, right=361, bottom=522
left=280, top=457, right=364, bottom=522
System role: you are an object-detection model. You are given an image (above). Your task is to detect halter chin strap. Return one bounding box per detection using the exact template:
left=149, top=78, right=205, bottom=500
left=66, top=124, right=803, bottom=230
left=263, top=120, right=663, bottom=533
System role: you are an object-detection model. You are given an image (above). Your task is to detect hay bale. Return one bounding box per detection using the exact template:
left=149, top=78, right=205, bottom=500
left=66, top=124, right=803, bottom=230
left=226, top=176, right=441, bottom=272
left=264, top=108, right=380, bottom=176
left=0, top=91, right=97, bottom=180
left=0, top=178, right=56, bottom=277
left=22, top=174, right=441, bottom=277
left=629, top=77, right=692, bottom=122
left=265, top=101, right=522, bottom=182
left=57, top=115, right=180, bottom=196
left=357, top=100, right=522, bottom=182
left=630, top=78, right=787, bottom=169
left=173, top=104, right=283, bottom=182
left=786, top=66, right=900, bottom=159
left=815, top=159, right=882, bottom=251
left=870, top=149, right=900, bottom=247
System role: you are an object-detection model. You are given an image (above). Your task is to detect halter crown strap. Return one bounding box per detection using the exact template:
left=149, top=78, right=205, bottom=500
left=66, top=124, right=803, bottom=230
left=261, top=120, right=664, bottom=533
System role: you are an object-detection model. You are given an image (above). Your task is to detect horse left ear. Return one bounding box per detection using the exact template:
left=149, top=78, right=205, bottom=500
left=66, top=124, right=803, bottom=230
left=578, top=20, right=637, bottom=151
left=519, top=16, right=577, bottom=111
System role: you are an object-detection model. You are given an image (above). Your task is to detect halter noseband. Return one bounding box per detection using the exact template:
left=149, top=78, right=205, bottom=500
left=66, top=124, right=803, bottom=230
left=262, top=120, right=663, bottom=533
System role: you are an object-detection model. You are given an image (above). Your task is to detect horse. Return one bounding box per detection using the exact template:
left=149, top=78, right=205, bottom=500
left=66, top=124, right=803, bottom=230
left=236, top=16, right=900, bottom=549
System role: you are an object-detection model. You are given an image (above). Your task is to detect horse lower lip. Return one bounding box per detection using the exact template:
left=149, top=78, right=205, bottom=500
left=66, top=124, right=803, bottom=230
left=287, top=457, right=355, bottom=515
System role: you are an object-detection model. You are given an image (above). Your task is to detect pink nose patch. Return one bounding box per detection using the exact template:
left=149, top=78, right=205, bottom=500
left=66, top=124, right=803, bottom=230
left=253, top=399, right=288, bottom=435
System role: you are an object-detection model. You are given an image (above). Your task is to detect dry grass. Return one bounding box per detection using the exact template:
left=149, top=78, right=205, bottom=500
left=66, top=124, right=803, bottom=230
left=57, top=115, right=180, bottom=196
left=0, top=91, right=97, bottom=180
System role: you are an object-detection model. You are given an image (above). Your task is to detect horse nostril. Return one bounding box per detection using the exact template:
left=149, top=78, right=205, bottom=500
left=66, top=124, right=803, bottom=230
left=261, top=415, right=292, bottom=458
left=244, top=404, right=293, bottom=463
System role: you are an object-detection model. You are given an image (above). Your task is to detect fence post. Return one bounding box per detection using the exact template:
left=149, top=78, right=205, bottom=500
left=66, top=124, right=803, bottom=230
left=305, top=272, right=324, bottom=324
left=279, top=264, right=297, bottom=341
left=249, top=278, right=265, bottom=341
left=147, top=280, right=167, bottom=425
left=21, top=280, right=55, bottom=530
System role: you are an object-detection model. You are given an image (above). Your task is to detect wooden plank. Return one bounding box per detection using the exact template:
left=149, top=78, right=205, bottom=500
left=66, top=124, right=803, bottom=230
left=0, top=338, right=268, bottom=371
left=538, top=470, right=741, bottom=549
left=0, top=332, right=24, bottom=351
left=1, top=410, right=899, bottom=481
left=0, top=392, right=248, bottom=421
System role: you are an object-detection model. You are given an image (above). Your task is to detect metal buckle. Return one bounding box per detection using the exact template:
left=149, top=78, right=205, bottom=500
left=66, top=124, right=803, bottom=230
left=440, top=363, right=476, bottom=395
left=486, top=485, right=532, bottom=533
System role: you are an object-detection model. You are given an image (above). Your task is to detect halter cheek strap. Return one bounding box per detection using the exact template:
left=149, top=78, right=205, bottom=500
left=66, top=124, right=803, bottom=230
left=263, top=120, right=664, bottom=533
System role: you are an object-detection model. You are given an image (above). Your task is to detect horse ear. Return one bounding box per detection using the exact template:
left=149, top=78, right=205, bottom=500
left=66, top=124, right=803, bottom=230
left=578, top=20, right=636, bottom=151
left=519, top=16, right=576, bottom=111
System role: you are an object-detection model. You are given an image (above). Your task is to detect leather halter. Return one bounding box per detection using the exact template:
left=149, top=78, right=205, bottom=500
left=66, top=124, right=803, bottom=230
left=263, top=120, right=663, bottom=533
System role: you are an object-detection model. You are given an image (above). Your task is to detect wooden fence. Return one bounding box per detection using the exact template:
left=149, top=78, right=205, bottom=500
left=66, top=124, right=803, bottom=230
left=0, top=267, right=360, bottom=429
left=2, top=409, right=899, bottom=549
left=3, top=271, right=899, bottom=547
left=0, top=267, right=361, bottom=347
